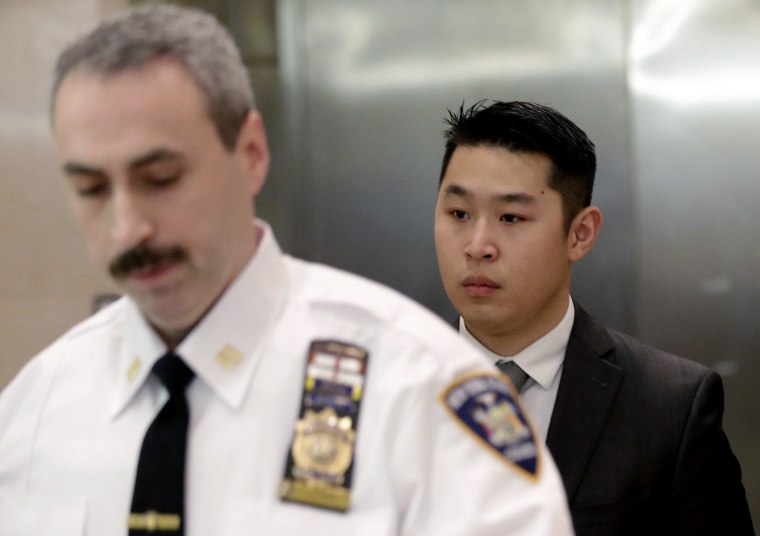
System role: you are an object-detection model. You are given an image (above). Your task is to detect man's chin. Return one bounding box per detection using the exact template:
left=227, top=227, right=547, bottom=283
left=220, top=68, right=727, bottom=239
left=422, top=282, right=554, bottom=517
left=128, top=291, right=196, bottom=332
left=458, top=305, right=508, bottom=333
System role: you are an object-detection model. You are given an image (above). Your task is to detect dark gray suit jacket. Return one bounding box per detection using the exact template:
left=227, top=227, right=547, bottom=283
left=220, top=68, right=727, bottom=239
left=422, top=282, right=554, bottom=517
left=546, top=303, right=754, bottom=535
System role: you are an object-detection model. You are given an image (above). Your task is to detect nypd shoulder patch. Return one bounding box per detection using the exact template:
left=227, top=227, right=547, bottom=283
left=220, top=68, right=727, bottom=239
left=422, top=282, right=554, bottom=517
left=441, top=373, right=540, bottom=479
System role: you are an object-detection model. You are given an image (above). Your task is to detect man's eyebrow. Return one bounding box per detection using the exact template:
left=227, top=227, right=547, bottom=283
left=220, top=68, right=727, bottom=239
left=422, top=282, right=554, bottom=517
left=495, top=192, right=536, bottom=204
left=442, top=183, right=470, bottom=197
left=62, top=149, right=184, bottom=178
left=127, top=148, right=183, bottom=171
left=442, top=183, right=537, bottom=204
left=62, top=161, right=105, bottom=178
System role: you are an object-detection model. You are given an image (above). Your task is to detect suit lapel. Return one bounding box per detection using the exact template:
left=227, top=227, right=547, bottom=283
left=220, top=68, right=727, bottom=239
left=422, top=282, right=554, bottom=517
left=546, top=304, right=624, bottom=503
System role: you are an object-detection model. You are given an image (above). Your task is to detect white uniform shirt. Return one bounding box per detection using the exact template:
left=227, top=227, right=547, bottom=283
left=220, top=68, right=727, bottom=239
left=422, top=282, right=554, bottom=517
left=0, top=222, right=574, bottom=536
left=459, top=299, right=573, bottom=441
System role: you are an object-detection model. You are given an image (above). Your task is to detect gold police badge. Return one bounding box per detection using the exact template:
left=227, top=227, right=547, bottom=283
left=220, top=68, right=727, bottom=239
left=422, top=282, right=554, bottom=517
left=280, top=340, right=369, bottom=512
left=292, top=407, right=356, bottom=484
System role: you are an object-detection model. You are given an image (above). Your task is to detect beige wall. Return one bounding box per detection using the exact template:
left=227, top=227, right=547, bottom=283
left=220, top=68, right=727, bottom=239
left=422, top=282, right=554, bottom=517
left=0, top=0, right=126, bottom=389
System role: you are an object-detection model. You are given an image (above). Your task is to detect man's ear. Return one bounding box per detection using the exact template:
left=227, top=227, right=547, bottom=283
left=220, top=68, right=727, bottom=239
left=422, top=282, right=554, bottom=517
left=567, top=205, right=602, bottom=262
left=235, top=110, right=270, bottom=197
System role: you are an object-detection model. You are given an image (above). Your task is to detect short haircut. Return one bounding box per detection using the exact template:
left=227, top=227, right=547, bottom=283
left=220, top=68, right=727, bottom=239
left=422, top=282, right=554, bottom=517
left=51, top=4, right=253, bottom=151
left=440, top=100, right=596, bottom=230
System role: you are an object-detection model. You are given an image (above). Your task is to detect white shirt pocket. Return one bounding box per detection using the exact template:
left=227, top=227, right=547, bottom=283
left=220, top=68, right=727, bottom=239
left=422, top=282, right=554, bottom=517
left=0, top=492, right=87, bottom=536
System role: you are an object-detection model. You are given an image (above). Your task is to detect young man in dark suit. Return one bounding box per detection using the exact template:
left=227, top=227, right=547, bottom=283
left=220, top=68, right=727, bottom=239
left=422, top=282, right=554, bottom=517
left=433, top=100, right=754, bottom=535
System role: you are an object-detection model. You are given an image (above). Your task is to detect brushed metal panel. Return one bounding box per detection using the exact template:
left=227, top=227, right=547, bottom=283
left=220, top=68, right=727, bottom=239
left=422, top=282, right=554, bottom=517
left=630, top=0, right=760, bottom=522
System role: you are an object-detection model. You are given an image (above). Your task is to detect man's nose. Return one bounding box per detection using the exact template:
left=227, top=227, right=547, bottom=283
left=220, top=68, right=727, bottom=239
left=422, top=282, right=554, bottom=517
left=110, top=191, right=153, bottom=250
left=464, top=220, right=498, bottom=261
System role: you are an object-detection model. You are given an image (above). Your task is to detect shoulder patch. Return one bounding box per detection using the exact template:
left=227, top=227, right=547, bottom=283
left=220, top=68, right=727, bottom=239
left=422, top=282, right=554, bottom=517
left=440, top=372, right=540, bottom=479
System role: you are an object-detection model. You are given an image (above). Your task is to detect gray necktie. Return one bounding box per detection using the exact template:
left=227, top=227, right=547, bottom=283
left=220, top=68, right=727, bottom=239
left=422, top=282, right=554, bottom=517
left=496, top=359, right=529, bottom=393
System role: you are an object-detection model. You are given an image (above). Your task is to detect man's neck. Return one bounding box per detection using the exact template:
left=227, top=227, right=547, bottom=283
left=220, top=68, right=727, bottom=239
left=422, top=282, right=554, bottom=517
left=152, top=222, right=263, bottom=352
left=465, top=296, right=571, bottom=357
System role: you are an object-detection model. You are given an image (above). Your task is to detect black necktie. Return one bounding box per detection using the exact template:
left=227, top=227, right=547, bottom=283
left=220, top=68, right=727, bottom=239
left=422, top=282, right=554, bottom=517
left=129, top=353, right=195, bottom=535
left=496, top=359, right=530, bottom=393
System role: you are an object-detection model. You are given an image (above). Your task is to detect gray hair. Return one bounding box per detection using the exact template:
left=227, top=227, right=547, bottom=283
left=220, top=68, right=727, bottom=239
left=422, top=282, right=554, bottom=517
left=51, top=4, right=254, bottom=150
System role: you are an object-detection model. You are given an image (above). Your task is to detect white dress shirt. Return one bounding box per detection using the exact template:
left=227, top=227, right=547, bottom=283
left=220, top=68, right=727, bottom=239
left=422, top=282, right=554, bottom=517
left=0, top=221, right=574, bottom=535
left=459, top=299, right=574, bottom=441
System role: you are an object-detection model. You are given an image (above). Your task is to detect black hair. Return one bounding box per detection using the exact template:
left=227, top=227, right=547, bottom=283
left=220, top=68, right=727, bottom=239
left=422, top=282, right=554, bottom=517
left=440, top=100, right=596, bottom=230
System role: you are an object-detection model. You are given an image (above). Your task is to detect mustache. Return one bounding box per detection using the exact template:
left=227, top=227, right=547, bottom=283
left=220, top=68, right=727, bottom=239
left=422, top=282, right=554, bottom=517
left=108, top=244, right=187, bottom=280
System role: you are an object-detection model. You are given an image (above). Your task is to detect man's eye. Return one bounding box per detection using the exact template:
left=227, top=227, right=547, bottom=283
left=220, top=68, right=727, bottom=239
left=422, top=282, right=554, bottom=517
left=501, top=214, right=522, bottom=224
left=76, top=183, right=107, bottom=197
left=451, top=209, right=468, bottom=220
left=151, top=175, right=179, bottom=188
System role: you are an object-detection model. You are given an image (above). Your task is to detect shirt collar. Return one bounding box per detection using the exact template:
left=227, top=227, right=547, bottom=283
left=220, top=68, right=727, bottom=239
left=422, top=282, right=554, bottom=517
left=111, top=220, right=290, bottom=417
left=459, top=299, right=574, bottom=390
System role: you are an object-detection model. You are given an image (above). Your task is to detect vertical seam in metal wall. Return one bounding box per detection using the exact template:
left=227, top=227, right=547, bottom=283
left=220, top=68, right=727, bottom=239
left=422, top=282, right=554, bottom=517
left=620, top=0, right=645, bottom=337
left=276, top=0, right=316, bottom=259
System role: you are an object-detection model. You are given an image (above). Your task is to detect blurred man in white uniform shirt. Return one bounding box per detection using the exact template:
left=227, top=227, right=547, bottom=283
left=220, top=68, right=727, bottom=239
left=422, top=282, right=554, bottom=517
left=0, top=5, right=574, bottom=536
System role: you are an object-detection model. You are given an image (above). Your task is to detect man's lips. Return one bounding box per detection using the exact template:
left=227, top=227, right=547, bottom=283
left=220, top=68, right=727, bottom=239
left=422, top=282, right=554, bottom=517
left=462, top=275, right=500, bottom=296
left=129, top=260, right=179, bottom=283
